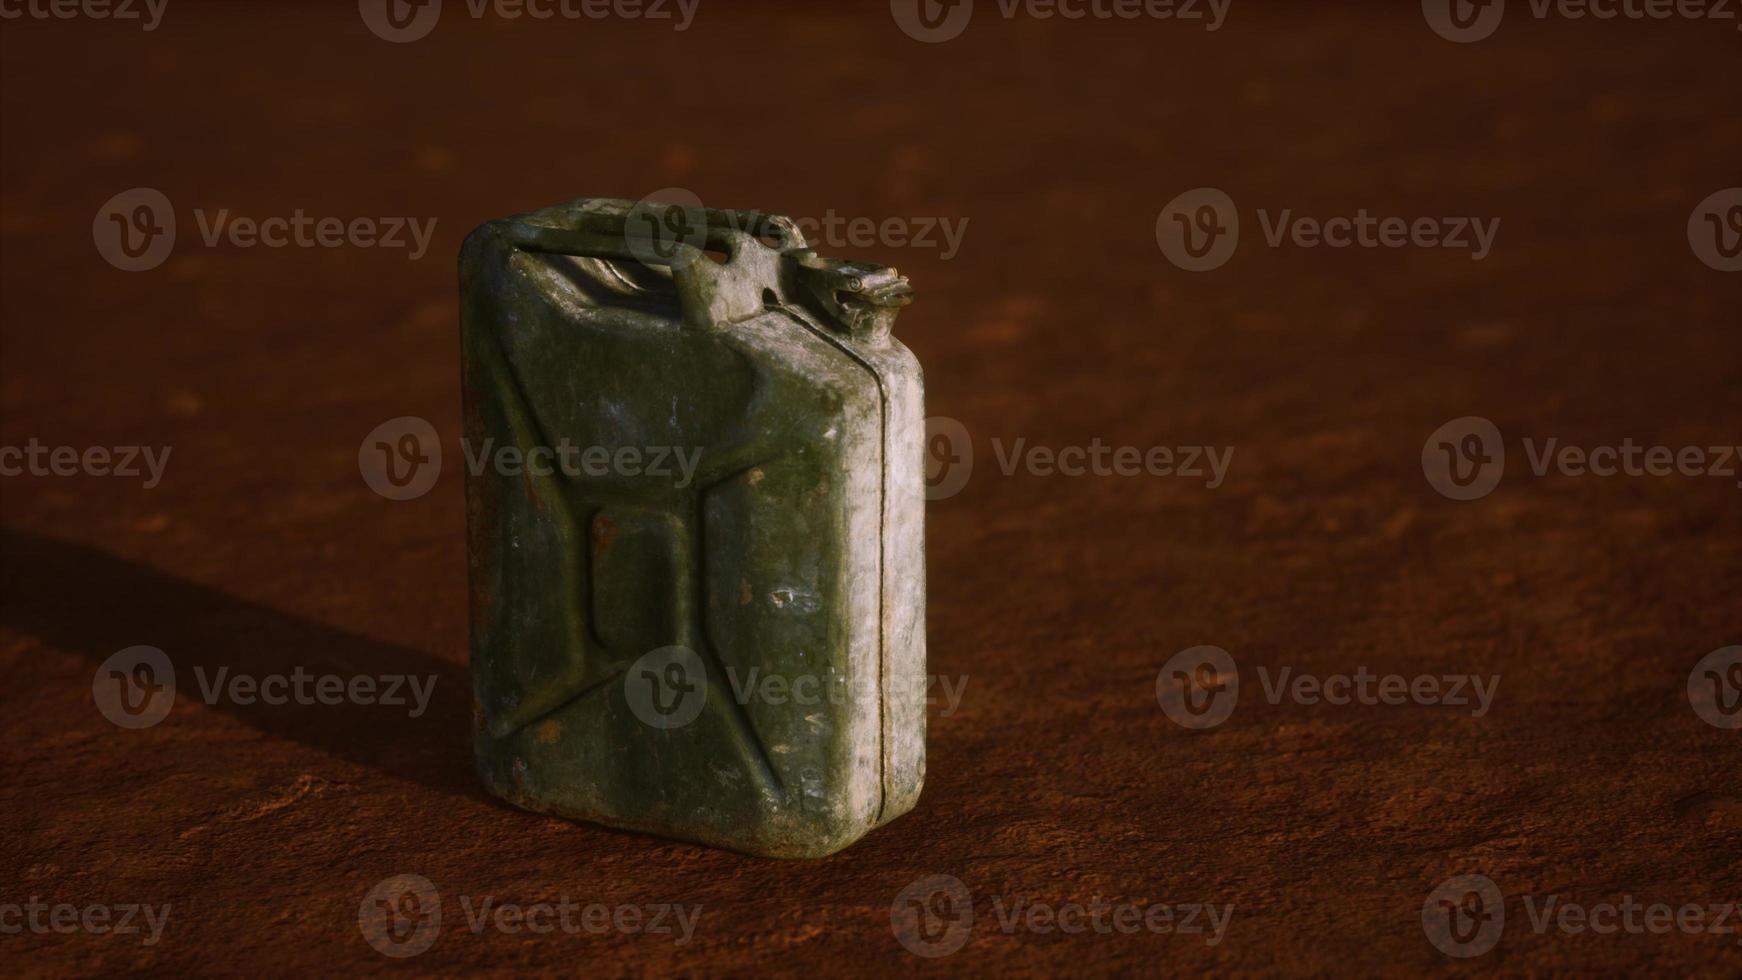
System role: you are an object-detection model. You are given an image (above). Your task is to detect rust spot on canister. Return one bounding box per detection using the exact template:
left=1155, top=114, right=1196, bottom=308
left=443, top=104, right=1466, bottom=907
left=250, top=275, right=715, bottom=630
left=520, top=462, right=547, bottom=513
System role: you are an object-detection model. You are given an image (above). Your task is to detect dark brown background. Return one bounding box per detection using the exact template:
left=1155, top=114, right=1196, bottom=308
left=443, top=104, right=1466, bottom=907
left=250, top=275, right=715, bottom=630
left=2, top=1, right=1739, bottom=975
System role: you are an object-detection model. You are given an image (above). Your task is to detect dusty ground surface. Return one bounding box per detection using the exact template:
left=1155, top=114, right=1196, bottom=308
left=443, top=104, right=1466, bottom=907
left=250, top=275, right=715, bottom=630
left=2, top=1, right=1739, bottom=975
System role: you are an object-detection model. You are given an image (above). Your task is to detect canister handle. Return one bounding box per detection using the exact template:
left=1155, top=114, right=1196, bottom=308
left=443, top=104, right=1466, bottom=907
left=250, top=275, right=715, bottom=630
left=503, top=200, right=802, bottom=332
left=505, top=201, right=805, bottom=264
left=500, top=199, right=910, bottom=342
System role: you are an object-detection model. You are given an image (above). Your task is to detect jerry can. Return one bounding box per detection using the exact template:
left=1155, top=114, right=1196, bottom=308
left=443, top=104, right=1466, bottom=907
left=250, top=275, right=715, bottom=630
left=459, top=197, right=926, bottom=858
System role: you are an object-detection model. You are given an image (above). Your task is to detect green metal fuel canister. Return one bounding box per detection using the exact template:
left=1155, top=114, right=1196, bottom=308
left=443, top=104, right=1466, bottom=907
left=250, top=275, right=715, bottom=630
left=459, top=197, right=926, bottom=858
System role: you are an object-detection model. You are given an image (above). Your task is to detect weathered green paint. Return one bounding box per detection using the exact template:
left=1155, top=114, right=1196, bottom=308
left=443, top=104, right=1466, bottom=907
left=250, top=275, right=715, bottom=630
left=460, top=198, right=926, bottom=858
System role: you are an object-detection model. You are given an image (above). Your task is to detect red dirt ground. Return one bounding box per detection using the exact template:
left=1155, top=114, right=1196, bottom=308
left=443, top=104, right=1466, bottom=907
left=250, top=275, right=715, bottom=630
left=2, top=1, right=1739, bottom=975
